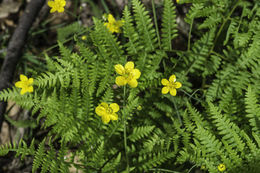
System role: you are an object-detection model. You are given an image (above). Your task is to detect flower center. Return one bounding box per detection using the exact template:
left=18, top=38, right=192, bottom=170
left=22, top=81, right=31, bottom=88
left=123, top=71, right=133, bottom=80
left=169, top=81, right=176, bottom=89
left=106, top=107, right=113, bottom=114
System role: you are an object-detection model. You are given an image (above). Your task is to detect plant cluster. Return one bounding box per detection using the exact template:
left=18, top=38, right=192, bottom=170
left=0, top=0, right=260, bottom=172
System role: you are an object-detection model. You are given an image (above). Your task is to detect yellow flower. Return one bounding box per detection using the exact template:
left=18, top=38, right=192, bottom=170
left=47, top=0, right=66, bottom=13
left=115, top=61, right=141, bottom=88
left=201, top=165, right=206, bottom=170
left=137, top=105, right=142, bottom=111
left=15, top=74, right=34, bottom=95
left=81, top=35, right=87, bottom=40
left=176, top=0, right=180, bottom=3
left=218, top=164, right=226, bottom=172
left=161, top=74, right=182, bottom=96
left=104, top=14, right=124, bottom=33
left=95, top=102, right=120, bottom=124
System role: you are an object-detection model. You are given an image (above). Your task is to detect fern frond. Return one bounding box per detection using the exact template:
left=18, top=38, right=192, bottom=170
left=122, top=6, right=143, bottom=55
left=32, top=139, right=46, bottom=172
left=0, top=87, right=34, bottom=109
left=128, top=126, right=155, bottom=142
left=184, top=28, right=215, bottom=75
left=132, top=0, right=158, bottom=52
left=245, top=85, right=260, bottom=133
left=161, top=0, right=178, bottom=50
left=224, top=19, right=238, bottom=45
left=208, top=102, right=245, bottom=152
left=57, top=22, right=84, bottom=42
left=194, top=125, right=223, bottom=157
left=198, top=13, right=222, bottom=29
left=140, top=151, right=175, bottom=171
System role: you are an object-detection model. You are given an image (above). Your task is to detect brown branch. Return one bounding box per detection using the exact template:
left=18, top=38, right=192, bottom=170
left=0, top=0, right=46, bottom=130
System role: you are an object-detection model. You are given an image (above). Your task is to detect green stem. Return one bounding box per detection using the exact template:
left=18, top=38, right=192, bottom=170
left=101, top=0, right=110, bottom=14
left=148, top=168, right=181, bottom=173
left=172, top=97, right=182, bottom=126
left=187, top=19, right=193, bottom=51
left=123, top=86, right=130, bottom=172
left=187, top=164, right=197, bottom=173
left=180, top=89, right=203, bottom=103
left=209, top=0, right=241, bottom=54
left=210, top=51, right=227, bottom=61
left=152, top=0, right=161, bottom=49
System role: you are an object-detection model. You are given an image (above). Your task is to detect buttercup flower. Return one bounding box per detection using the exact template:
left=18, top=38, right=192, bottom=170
left=218, top=164, right=226, bottom=172
left=115, top=61, right=141, bottom=88
left=15, top=74, right=34, bottom=95
left=48, top=0, right=66, bottom=13
left=104, top=14, right=124, bottom=33
left=161, top=74, right=182, bottom=96
left=137, top=105, right=142, bottom=111
left=81, top=35, right=87, bottom=40
left=95, top=102, right=120, bottom=124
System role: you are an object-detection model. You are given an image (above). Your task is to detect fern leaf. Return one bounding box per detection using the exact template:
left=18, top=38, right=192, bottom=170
left=245, top=85, right=260, bottom=133
left=123, top=6, right=143, bottom=55
left=128, top=126, right=155, bottom=142
left=161, top=0, right=178, bottom=50
left=32, top=139, right=46, bottom=173
left=132, top=0, right=158, bottom=52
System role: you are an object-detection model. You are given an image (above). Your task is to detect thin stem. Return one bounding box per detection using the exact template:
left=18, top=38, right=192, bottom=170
left=210, top=51, right=227, bottom=61
left=172, top=97, right=182, bottom=126
left=209, top=0, right=241, bottom=54
left=148, top=168, right=181, bottom=173
left=101, top=0, right=110, bottom=14
left=123, top=85, right=130, bottom=172
left=64, top=9, right=78, bottom=19
left=152, top=0, right=161, bottom=49
left=187, top=164, right=197, bottom=173
left=180, top=89, right=203, bottom=103
left=187, top=19, right=193, bottom=51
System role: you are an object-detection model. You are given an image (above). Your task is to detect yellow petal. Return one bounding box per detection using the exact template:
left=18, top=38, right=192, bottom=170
left=61, top=0, right=66, bottom=6
left=161, top=79, right=169, bottom=86
left=20, top=88, right=27, bottom=95
left=57, top=7, right=64, bottom=13
left=133, top=69, right=141, bottom=79
left=28, top=78, right=33, bottom=84
left=162, top=87, right=169, bottom=94
left=125, top=61, right=134, bottom=71
left=110, top=113, right=118, bottom=121
left=110, top=103, right=119, bottom=113
left=108, top=14, right=116, bottom=23
left=95, top=105, right=106, bottom=116
left=169, top=75, right=176, bottom=82
left=175, top=82, right=182, bottom=88
left=128, top=79, right=138, bottom=88
left=114, top=28, right=120, bottom=33
left=28, top=86, right=33, bottom=93
left=100, top=102, right=109, bottom=108
left=170, top=88, right=177, bottom=96
left=47, top=1, right=55, bottom=7
left=15, top=81, right=23, bottom=88
left=20, top=74, right=28, bottom=82
left=102, top=114, right=110, bottom=124
left=50, top=8, right=56, bottom=13
left=115, top=76, right=127, bottom=86
left=114, top=64, right=125, bottom=75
